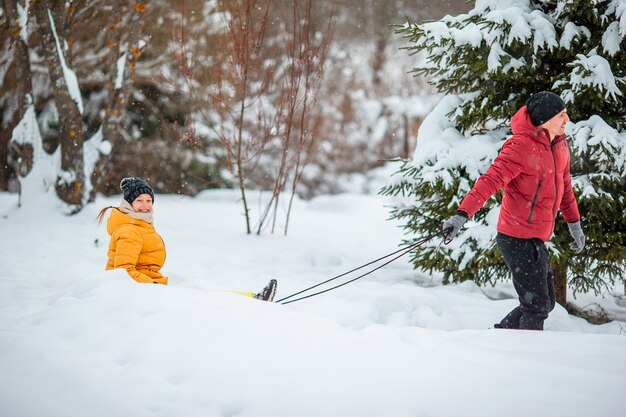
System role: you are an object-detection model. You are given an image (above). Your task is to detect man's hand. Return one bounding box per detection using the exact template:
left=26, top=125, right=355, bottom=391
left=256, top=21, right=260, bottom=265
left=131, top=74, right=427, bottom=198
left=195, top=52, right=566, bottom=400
left=567, top=221, right=585, bottom=253
left=442, top=213, right=468, bottom=242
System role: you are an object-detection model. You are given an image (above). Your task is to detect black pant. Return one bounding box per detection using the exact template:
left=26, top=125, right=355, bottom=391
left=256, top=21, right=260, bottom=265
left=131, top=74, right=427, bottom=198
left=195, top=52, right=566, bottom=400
left=495, top=233, right=555, bottom=330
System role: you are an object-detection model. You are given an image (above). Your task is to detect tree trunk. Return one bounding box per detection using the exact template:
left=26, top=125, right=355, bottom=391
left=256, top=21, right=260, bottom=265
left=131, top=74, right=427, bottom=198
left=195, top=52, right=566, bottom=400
left=0, top=131, right=12, bottom=190
left=1, top=0, right=33, bottom=190
left=402, top=113, right=410, bottom=159
left=552, top=258, right=568, bottom=307
left=91, top=0, right=146, bottom=200
left=35, top=2, right=86, bottom=207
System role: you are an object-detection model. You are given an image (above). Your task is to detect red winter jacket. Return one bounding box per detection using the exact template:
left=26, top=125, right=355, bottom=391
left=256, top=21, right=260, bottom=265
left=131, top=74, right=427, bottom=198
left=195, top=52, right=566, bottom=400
left=458, top=105, right=580, bottom=241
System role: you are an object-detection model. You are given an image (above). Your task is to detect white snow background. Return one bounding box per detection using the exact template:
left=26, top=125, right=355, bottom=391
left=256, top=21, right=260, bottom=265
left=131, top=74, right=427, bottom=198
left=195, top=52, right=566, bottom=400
left=0, top=185, right=625, bottom=417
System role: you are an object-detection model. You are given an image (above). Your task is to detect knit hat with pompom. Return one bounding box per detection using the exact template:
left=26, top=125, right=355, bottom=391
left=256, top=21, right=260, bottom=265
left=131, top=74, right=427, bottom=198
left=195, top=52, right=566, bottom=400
left=120, top=177, right=154, bottom=204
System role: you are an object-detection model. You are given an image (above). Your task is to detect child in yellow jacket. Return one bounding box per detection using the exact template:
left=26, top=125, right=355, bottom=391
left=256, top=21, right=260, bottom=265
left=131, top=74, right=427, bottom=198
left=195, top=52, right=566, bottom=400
left=98, top=177, right=276, bottom=300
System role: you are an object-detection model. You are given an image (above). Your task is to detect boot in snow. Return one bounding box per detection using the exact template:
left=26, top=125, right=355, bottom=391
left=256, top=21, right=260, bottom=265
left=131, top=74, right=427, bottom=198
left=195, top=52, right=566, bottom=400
left=255, top=279, right=277, bottom=302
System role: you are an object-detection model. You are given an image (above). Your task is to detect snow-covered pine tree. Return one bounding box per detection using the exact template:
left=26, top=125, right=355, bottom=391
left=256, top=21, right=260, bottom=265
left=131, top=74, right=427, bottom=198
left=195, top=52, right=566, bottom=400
left=382, top=0, right=626, bottom=302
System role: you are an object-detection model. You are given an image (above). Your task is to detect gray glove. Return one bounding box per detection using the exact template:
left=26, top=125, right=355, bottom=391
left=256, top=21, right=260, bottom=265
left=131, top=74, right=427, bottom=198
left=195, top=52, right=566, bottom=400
left=442, top=214, right=467, bottom=241
left=567, top=221, right=585, bottom=253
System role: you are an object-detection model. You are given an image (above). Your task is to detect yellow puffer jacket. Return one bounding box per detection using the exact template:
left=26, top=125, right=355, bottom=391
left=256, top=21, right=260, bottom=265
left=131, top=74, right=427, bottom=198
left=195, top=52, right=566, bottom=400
left=105, top=208, right=168, bottom=285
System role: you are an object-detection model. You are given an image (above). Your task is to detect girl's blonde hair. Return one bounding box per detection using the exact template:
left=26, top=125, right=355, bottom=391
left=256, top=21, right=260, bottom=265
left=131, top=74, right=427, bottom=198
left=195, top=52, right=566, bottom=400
left=96, top=206, right=113, bottom=225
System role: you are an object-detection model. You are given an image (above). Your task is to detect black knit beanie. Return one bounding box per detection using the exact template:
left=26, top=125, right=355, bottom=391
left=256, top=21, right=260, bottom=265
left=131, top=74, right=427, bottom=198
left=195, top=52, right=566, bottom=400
left=526, top=91, right=566, bottom=126
left=120, top=177, right=154, bottom=204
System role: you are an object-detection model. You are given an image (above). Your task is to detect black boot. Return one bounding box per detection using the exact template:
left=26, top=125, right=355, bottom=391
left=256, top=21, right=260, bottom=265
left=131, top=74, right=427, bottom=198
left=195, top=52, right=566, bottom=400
left=255, top=279, right=278, bottom=302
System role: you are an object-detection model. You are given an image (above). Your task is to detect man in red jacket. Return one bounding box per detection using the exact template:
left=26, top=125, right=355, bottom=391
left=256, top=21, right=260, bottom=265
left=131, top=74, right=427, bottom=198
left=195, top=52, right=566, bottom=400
left=442, top=91, right=585, bottom=330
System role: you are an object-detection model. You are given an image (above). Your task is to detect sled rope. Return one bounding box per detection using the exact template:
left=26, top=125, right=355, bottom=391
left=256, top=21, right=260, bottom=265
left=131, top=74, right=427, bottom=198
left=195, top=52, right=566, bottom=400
left=277, top=233, right=441, bottom=305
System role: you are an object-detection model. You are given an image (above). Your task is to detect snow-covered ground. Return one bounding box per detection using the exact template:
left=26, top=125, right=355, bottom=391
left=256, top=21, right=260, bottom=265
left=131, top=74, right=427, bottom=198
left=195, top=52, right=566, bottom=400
left=1, top=189, right=624, bottom=417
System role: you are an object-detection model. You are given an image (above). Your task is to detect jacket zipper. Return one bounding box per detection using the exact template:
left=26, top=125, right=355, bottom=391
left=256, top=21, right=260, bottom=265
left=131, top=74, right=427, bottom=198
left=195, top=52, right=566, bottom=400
left=527, top=180, right=542, bottom=223
left=552, top=135, right=566, bottom=147
left=549, top=140, right=559, bottom=233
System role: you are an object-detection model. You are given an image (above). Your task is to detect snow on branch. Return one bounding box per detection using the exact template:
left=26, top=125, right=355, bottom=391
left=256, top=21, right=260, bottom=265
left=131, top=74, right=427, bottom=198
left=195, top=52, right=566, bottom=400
left=46, top=9, right=84, bottom=114
left=410, top=95, right=506, bottom=189
left=602, top=0, right=626, bottom=55
left=570, top=116, right=626, bottom=178
left=567, top=51, right=624, bottom=101
left=414, top=0, right=559, bottom=73
left=114, top=52, right=127, bottom=89
left=17, top=1, right=30, bottom=42
left=560, top=22, right=592, bottom=50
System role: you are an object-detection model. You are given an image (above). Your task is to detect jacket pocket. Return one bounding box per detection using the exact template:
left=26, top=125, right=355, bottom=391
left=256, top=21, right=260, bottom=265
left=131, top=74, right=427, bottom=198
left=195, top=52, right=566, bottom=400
left=527, top=180, right=542, bottom=223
